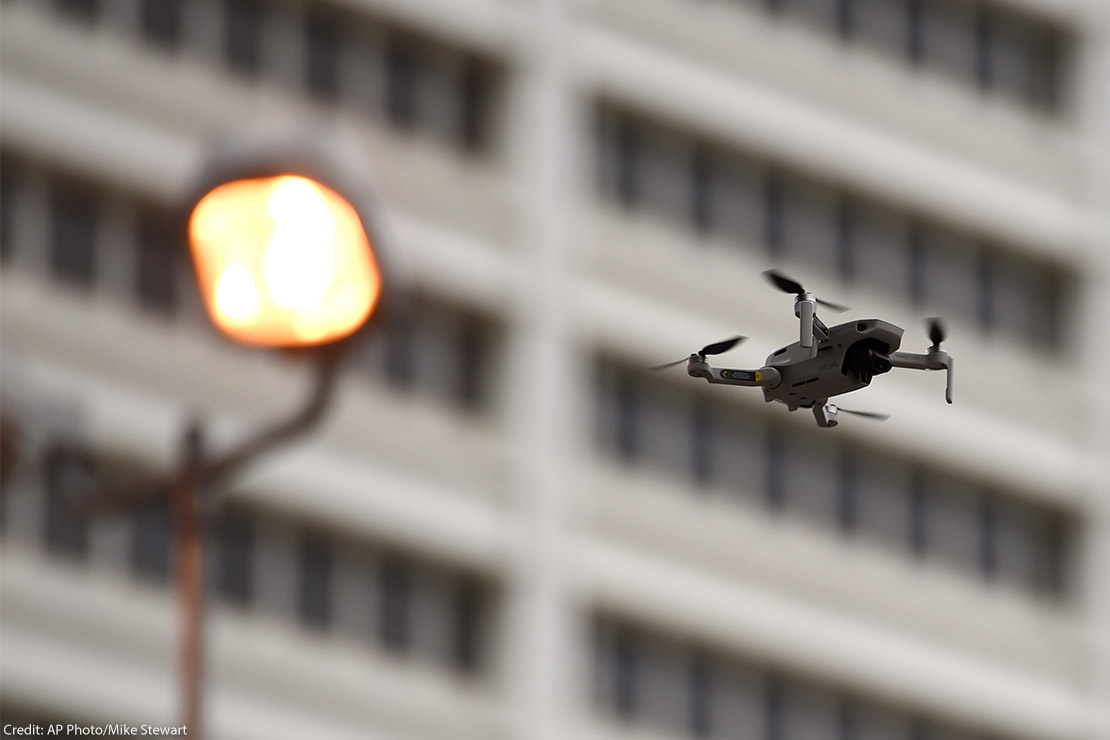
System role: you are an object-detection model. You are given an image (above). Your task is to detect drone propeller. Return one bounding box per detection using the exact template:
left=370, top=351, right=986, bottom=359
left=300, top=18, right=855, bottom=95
left=836, top=407, right=890, bottom=422
left=763, top=269, right=850, bottom=312
left=926, top=317, right=947, bottom=348
left=649, top=335, right=746, bottom=371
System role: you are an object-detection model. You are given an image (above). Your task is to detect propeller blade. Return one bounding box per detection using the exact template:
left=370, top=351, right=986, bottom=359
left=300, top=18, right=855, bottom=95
left=927, top=317, right=946, bottom=347
left=648, top=357, right=690, bottom=371
left=816, top=297, right=851, bottom=313
left=700, top=335, right=746, bottom=356
left=837, top=408, right=890, bottom=421
left=764, top=270, right=851, bottom=312
left=648, top=336, right=746, bottom=370
left=763, top=269, right=804, bottom=295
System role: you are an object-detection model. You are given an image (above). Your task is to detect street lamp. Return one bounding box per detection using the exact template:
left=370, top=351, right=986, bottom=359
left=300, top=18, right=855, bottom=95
left=188, top=174, right=381, bottom=348
left=75, top=132, right=395, bottom=740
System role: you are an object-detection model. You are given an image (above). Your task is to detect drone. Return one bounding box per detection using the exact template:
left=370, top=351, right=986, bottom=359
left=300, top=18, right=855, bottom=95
left=651, top=270, right=953, bottom=428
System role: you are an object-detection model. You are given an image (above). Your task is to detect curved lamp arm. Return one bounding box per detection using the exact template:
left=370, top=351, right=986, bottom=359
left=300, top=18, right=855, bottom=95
left=70, top=341, right=349, bottom=518
left=202, top=342, right=346, bottom=484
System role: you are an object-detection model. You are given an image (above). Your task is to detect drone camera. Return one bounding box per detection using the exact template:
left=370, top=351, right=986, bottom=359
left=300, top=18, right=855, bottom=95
left=842, top=340, right=893, bottom=385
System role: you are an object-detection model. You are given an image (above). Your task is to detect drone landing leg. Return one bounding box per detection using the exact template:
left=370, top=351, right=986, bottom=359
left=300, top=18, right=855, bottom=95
left=813, top=402, right=838, bottom=428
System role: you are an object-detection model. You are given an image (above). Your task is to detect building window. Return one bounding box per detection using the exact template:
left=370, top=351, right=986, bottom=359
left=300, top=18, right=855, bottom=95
left=746, top=0, right=1066, bottom=110
left=979, top=494, right=998, bottom=579
left=764, top=429, right=785, bottom=512
left=20, top=436, right=494, bottom=675
left=780, top=179, right=840, bottom=273
left=55, top=0, right=97, bottom=22
left=634, top=382, right=695, bottom=480
left=380, top=311, right=417, bottom=390
left=991, top=12, right=1061, bottom=108
left=907, top=223, right=925, bottom=307
left=385, top=38, right=418, bottom=130
left=711, top=156, right=764, bottom=249
left=976, top=250, right=995, bottom=331
left=783, top=0, right=840, bottom=36
left=306, top=8, right=342, bottom=103
left=689, top=652, right=712, bottom=738
left=453, top=580, right=482, bottom=673
left=763, top=676, right=785, bottom=740
left=709, top=407, right=765, bottom=504
left=1042, top=516, right=1067, bottom=597
left=925, top=476, right=982, bottom=574
left=615, top=122, right=640, bottom=209
left=836, top=451, right=857, bottom=534
left=216, top=510, right=253, bottom=606
left=638, top=128, right=692, bottom=225
left=835, top=199, right=855, bottom=282
left=908, top=471, right=928, bottom=558
left=135, top=204, right=181, bottom=315
left=612, top=629, right=637, bottom=721
left=837, top=696, right=857, bottom=740
left=614, top=374, right=638, bottom=464
left=460, top=61, right=488, bottom=152
left=131, top=497, right=172, bottom=582
left=140, top=0, right=182, bottom=49
left=457, top=317, right=487, bottom=410
left=919, top=227, right=980, bottom=327
left=690, top=147, right=713, bottom=234
left=921, top=0, right=980, bottom=84
left=0, top=161, right=14, bottom=264
left=224, top=0, right=262, bottom=77
left=856, top=0, right=910, bottom=57
left=763, top=174, right=784, bottom=256
left=835, top=0, right=853, bottom=38
left=42, top=443, right=93, bottom=559
left=50, top=176, right=98, bottom=290
left=781, top=432, right=841, bottom=527
left=975, top=7, right=993, bottom=89
left=594, top=361, right=1069, bottom=598
left=299, top=532, right=332, bottom=629
left=379, top=557, right=411, bottom=652
left=596, top=622, right=992, bottom=740
left=907, top=0, right=926, bottom=65
left=355, top=299, right=498, bottom=411
left=597, top=114, right=1069, bottom=351
left=691, top=401, right=713, bottom=488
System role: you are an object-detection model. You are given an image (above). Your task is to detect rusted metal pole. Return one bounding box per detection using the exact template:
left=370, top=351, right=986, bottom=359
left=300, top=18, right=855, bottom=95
left=63, top=344, right=349, bottom=738
left=173, top=424, right=204, bottom=740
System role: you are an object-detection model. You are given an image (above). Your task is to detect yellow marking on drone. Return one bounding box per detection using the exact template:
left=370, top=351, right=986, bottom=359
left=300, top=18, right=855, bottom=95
left=754, top=371, right=761, bottom=382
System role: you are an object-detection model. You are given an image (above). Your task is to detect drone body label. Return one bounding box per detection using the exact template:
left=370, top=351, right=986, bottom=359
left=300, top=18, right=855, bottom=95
left=721, top=369, right=759, bottom=383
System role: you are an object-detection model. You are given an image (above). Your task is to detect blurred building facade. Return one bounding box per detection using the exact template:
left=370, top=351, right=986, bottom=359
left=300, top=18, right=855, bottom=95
left=1, top=0, right=1108, bottom=739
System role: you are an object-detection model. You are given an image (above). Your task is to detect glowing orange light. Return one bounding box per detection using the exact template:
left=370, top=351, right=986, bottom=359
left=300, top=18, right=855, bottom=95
left=188, top=175, right=382, bottom=347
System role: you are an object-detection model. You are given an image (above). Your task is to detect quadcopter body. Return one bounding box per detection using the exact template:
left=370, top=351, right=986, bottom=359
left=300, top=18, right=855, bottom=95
left=758, top=318, right=903, bottom=409
left=656, top=271, right=953, bottom=427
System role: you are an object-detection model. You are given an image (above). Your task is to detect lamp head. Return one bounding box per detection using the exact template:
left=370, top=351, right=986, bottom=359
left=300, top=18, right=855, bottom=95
left=184, top=130, right=395, bottom=349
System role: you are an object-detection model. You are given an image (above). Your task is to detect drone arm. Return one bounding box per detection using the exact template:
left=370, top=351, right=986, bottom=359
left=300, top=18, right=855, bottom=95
left=798, top=298, right=815, bottom=352
left=890, top=350, right=954, bottom=404
left=688, top=359, right=782, bottom=389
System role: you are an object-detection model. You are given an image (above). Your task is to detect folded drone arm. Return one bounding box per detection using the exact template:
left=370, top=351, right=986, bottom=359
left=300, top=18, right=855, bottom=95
left=687, top=358, right=782, bottom=389
left=798, top=297, right=815, bottom=350
left=890, top=350, right=954, bottom=403
left=796, top=297, right=830, bottom=358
